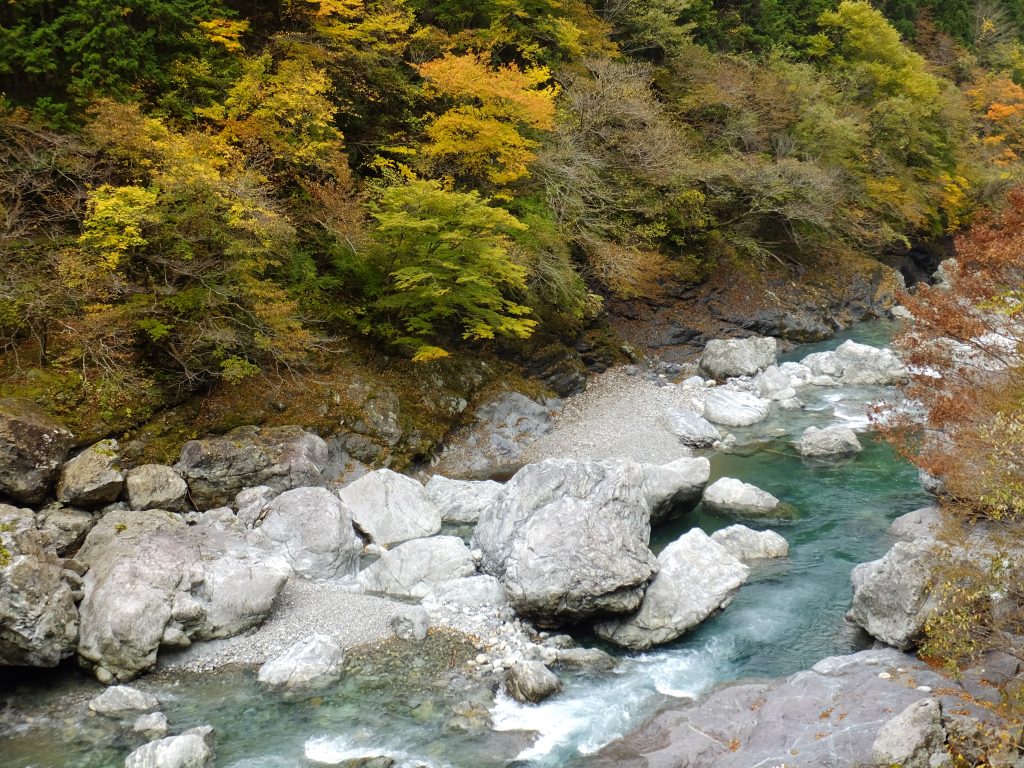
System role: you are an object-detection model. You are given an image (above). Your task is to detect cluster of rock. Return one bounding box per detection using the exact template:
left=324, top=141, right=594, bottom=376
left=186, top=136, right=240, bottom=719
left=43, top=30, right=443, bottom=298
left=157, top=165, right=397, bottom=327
left=658, top=335, right=904, bottom=454
left=87, top=684, right=214, bottom=768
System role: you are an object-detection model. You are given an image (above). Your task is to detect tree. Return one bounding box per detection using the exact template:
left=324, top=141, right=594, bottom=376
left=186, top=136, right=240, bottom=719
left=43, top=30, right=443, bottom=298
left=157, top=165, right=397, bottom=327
left=888, top=187, right=1024, bottom=517
left=415, top=52, right=557, bottom=186
left=367, top=179, right=536, bottom=359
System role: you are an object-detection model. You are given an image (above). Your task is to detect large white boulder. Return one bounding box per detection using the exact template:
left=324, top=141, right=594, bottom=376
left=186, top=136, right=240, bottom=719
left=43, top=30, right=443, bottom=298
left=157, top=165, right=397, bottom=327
left=795, top=426, right=863, bottom=458
left=699, top=337, right=778, bottom=379
left=702, top=477, right=781, bottom=517
left=425, top=475, right=503, bottom=525
left=257, top=634, right=346, bottom=693
left=594, top=529, right=749, bottom=649
left=703, top=390, right=771, bottom=427
left=337, top=469, right=441, bottom=546
left=710, top=524, right=789, bottom=561
left=666, top=407, right=720, bottom=448
left=260, top=487, right=361, bottom=580
left=357, top=536, right=476, bottom=600
left=473, top=458, right=658, bottom=624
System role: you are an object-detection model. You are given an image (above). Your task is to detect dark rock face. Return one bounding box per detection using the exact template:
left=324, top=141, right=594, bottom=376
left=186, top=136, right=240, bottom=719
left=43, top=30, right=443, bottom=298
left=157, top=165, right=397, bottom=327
left=175, top=425, right=328, bottom=509
left=0, top=504, right=79, bottom=667
left=586, top=649, right=984, bottom=768
left=0, top=398, right=75, bottom=506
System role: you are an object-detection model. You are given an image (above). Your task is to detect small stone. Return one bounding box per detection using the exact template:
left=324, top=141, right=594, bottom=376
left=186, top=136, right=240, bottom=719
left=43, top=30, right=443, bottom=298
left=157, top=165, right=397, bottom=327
left=133, top=711, right=169, bottom=740
left=88, top=685, right=159, bottom=718
left=878, top=672, right=892, bottom=679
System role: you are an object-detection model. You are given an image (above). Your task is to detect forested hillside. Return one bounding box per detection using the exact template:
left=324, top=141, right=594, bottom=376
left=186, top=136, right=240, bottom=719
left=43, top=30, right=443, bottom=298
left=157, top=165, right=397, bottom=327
left=2, top=0, right=1024, bottom=446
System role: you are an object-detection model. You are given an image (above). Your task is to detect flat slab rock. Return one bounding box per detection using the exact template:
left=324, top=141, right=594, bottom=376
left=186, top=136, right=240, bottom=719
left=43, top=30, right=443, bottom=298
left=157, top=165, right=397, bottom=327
left=586, top=649, right=981, bottom=768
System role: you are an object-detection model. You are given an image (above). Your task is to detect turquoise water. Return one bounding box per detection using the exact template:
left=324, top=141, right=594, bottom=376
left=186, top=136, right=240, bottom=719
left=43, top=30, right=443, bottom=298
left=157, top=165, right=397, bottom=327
left=0, top=321, right=928, bottom=768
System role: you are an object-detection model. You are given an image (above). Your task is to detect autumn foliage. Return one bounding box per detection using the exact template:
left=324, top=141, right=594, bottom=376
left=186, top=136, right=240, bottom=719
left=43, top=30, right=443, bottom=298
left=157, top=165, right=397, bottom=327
left=889, top=187, right=1024, bottom=517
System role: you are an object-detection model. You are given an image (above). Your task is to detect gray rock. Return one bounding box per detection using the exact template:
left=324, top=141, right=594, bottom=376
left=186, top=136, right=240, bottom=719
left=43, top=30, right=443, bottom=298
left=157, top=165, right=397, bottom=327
left=57, top=439, right=124, bottom=509
left=642, top=457, right=711, bottom=524
left=259, top=487, right=361, bottom=580
left=124, top=725, right=214, bottom=768
left=504, top=660, right=563, bottom=704
left=846, top=540, right=938, bottom=650
left=711, top=524, right=789, bottom=561
left=473, top=458, right=658, bottom=624
left=175, top=425, right=328, bottom=509
left=357, top=536, right=475, bottom=600
left=796, top=426, right=863, bottom=457
left=594, top=529, right=749, bottom=649
left=889, top=506, right=942, bottom=543
left=872, top=698, right=945, bottom=768
left=234, top=485, right=276, bottom=529
left=337, top=469, right=441, bottom=546
left=35, top=504, right=95, bottom=556
left=800, top=341, right=907, bottom=387
left=703, top=390, right=771, bottom=427
left=133, top=711, right=169, bottom=740
left=703, top=477, right=781, bottom=517
left=587, top=649, right=962, bottom=768
left=753, top=365, right=798, bottom=401
left=554, top=646, right=617, bottom=672
left=920, top=469, right=946, bottom=497
left=425, top=475, right=503, bottom=525
left=0, top=398, right=74, bottom=506
left=125, top=465, right=189, bottom=512
left=699, top=337, right=778, bottom=379
left=424, top=575, right=507, bottom=609
left=257, top=634, right=345, bottom=692
left=88, top=684, right=159, bottom=717
left=665, top=408, right=720, bottom=448
left=76, top=509, right=289, bottom=683
left=0, top=504, right=79, bottom=667
left=390, top=605, right=429, bottom=641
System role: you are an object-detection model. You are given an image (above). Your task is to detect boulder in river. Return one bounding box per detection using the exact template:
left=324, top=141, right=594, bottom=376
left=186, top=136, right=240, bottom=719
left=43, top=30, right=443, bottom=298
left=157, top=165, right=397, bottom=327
left=357, top=535, right=476, bottom=600
left=175, top=425, right=328, bottom=510
left=76, top=509, right=289, bottom=683
left=593, top=529, right=749, bottom=650
left=699, top=337, right=778, bottom=380
left=125, top=464, right=189, bottom=512
left=57, top=439, right=124, bottom=509
left=257, top=634, right=346, bottom=694
left=425, top=475, right=503, bottom=525
left=702, top=477, right=781, bottom=517
left=753, top=365, right=797, bottom=402
left=88, top=685, right=159, bottom=718
left=473, top=458, right=658, bottom=624
left=642, top=457, right=711, bottom=524
left=504, top=660, right=563, bottom=704
left=703, top=389, right=771, bottom=427
left=800, top=341, right=906, bottom=387
left=665, top=407, right=720, bottom=448
left=124, top=725, right=214, bottom=768
left=795, top=426, right=863, bottom=458
left=337, top=469, right=441, bottom=546
left=0, top=398, right=75, bottom=506
left=846, top=540, right=938, bottom=651
left=259, top=487, right=361, bottom=580
left=710, top=524, right=789, bottom=561
left=0, top=504, right=79, bottom=667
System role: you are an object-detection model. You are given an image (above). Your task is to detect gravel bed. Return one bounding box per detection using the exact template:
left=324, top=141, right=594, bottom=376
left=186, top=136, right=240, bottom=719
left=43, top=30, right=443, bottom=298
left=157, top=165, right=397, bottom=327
left=157, top=578, right=405, bottom=672
left=517, top=367, right=698, bottom=466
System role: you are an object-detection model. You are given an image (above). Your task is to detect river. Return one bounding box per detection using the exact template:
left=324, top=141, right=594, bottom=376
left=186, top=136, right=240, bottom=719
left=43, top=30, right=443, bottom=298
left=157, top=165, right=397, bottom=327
left=1, top=320, right=929, bottom=768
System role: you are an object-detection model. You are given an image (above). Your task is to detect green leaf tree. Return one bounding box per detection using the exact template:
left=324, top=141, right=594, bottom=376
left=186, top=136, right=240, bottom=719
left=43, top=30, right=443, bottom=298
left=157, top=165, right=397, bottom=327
left=368, top=180, right=536, bottom=359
